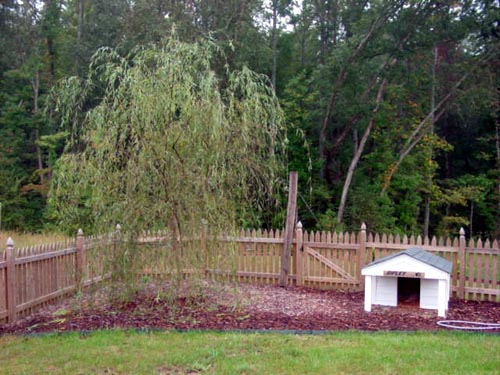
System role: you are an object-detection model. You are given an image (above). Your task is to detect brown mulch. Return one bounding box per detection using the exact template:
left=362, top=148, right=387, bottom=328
left=1, top=282, right=499, bottom=335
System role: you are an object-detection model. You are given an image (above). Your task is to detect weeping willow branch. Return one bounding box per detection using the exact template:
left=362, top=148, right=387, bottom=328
left=48, top=36, right=288, bottom=284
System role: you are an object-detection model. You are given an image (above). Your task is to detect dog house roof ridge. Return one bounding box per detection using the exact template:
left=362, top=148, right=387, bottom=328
left=363, top=247, right=452, bottom=274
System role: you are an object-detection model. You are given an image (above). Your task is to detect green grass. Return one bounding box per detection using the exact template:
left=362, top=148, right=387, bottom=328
left=0, top=330, right=498, bottom=374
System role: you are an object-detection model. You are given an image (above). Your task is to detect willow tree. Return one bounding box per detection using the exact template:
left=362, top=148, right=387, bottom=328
left=48, top=37, right=287, bottom=284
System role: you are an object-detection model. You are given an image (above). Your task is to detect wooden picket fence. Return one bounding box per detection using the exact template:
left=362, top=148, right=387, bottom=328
left=0, top=231, right=111, bottom=324
left=1, top=224, right=499, bottom=323
left=209, top=224, right=499, bottom=303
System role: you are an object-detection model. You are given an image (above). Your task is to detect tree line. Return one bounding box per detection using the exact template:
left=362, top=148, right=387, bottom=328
left=0, top=0, right=499, bottom=239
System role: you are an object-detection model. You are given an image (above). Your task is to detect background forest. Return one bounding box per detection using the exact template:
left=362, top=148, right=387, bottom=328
left=0, top=0, right=499, bottom=239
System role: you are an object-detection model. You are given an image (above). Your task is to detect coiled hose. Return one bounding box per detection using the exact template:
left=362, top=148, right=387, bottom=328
left=437, top=320, right=500, bottom=330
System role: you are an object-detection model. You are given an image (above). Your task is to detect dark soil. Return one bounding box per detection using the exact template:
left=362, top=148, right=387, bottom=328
left=1, top=283, right=499, bottom=334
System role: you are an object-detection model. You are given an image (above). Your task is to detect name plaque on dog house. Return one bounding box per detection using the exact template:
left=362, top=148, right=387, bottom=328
left=383, top=271, right=425, bottom=278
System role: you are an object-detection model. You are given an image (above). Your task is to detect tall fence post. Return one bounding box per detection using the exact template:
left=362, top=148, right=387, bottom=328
left=201, top=218, right=209, bottom=276
left=114, top=224, right=122, bottom=249
left=458, top=227, right=466, bottom=299
left=76, top=228, right=85, bottom=288
left=5, top=237, right=16, bottom=323
left=280, top=171, right=298, bottom=287
left=295, top=221, right=304, bottom=286
left=357, top=223, right=367, bottom=288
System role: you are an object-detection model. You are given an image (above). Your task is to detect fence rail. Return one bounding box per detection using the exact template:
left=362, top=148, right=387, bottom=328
left=1, top=224, right=499, bottom=323
left=0, top=231, right=111, bottom=323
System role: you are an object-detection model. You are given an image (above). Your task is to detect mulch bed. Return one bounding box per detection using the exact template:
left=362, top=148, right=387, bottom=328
left=1, top=283, right=499, bottom=335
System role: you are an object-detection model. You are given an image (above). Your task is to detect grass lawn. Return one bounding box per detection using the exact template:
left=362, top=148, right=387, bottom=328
left=0, top=330, right=498, bottom=374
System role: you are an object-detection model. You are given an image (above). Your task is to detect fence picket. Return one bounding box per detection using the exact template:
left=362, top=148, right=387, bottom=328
left=423, top=235, right=429, bottom=246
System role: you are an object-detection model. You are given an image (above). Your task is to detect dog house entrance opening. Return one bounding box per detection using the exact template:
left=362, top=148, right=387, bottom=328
left=397, top=277, right=420, bottom=306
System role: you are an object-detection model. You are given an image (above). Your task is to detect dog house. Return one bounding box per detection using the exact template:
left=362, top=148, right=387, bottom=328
left=362, top=247, right=452, bottom=317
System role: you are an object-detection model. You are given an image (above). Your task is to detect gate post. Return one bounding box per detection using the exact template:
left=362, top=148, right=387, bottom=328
left=201, top=219, right=209, bottom=276
left=280, top=171, right=298, bottom=287
left=76, top=228, right=85, bottom=288
left=295, top=222, right=304, bottom=286
left=5, top=237, right=16, bottom=322
left=357, top=223, right=367, bottom=288
left=458, top=227, right=466, bottom=299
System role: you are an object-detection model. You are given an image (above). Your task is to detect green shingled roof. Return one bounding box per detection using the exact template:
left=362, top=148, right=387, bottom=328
left=363, top=247, right=452, bottom=274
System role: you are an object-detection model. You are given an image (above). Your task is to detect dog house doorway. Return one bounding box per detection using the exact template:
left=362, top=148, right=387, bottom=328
left=397, top=277, right=420, bottom=306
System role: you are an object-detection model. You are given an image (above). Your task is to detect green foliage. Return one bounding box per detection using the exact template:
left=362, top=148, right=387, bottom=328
left=49, top=36, right=287, bottom=281
left=0, top=70, right=45, bottom=230
left=1, top=0, right=499, bottom=239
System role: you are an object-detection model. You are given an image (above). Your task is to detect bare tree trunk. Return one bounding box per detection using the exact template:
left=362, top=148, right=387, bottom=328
left=319, top=11, right=390, bottom=176
left=330, top=34, right=410, bottom=156
left=380, top=72, right=470, bottom=196
left=271, top=0, right=278, bottom=89
left=43, top=0, right=56, bottom=86
left=423, top=196, right=431, bottom=238
left=32, top=70, right=44, bottom=185
left=74, top=0, right=84, bottom=74
left=77, top=0, right=84, bottom=43
left=337, top=79, right=387, bottom=224
left=424, top=46, right=439, bottom=238
left=469, top=200, right=474, bottom=237
left=485, top=61, right=500, bottom=239
left=495, top=86, right=500, bottom=238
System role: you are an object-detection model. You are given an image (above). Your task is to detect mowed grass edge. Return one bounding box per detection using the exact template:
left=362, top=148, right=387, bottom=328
left=0, top=330, right=498, bottom=374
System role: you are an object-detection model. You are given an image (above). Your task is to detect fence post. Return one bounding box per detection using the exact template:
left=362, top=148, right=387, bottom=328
left=76, top=228, right=85, bottom=287
left=280, top=171, right=298, bottom=287
left=295, top=222, right=304, bottom=286
left=5, top=237, right=16, bottom=323
left=114, top=224, right=122, bottom=248
left=201, top=218, right=209, bottom=276
left=458, top=227, right=466, bottom=299
left=357, top=223, right=367, bottom=289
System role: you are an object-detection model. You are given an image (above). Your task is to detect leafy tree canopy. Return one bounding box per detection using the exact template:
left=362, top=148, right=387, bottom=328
left=48, top=36, right=288, bottom=237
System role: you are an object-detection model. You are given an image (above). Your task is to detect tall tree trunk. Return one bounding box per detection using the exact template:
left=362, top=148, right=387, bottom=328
left=77, top=0, right=84, bottom=44
left=76, top=0, right=84, bottom=74
left=381, top=72, right=470, bottom=196
left=271, top=0, right=278, bottom=89
left=469, top=200, right=474, bottom=237
left=495, top=84, right=500, bottom=239
left=330, top=33, right=410, bottom=156
left=32, top=70, right=44, bottom=185
left=424, top=46, right=439, bottom=238
left=337, top=79, right=387, bottom=224
left=319, top=7, right=397, bottom=177
left=44, top=0, right=56, bottom=86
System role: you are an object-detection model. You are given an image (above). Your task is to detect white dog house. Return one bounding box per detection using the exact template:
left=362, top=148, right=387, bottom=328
left=362, top=247, right=452, bottom=317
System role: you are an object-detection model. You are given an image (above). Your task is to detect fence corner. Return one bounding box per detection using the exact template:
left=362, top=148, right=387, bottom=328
left=295, top=221, right=304, bottom=286
left=458, top=227, right=466, bottom=299
left=6, top=237, right=16, bottom=323
left=76, top=228, right=86, bottom=288
left=357, top=223, right=367, bottom=288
